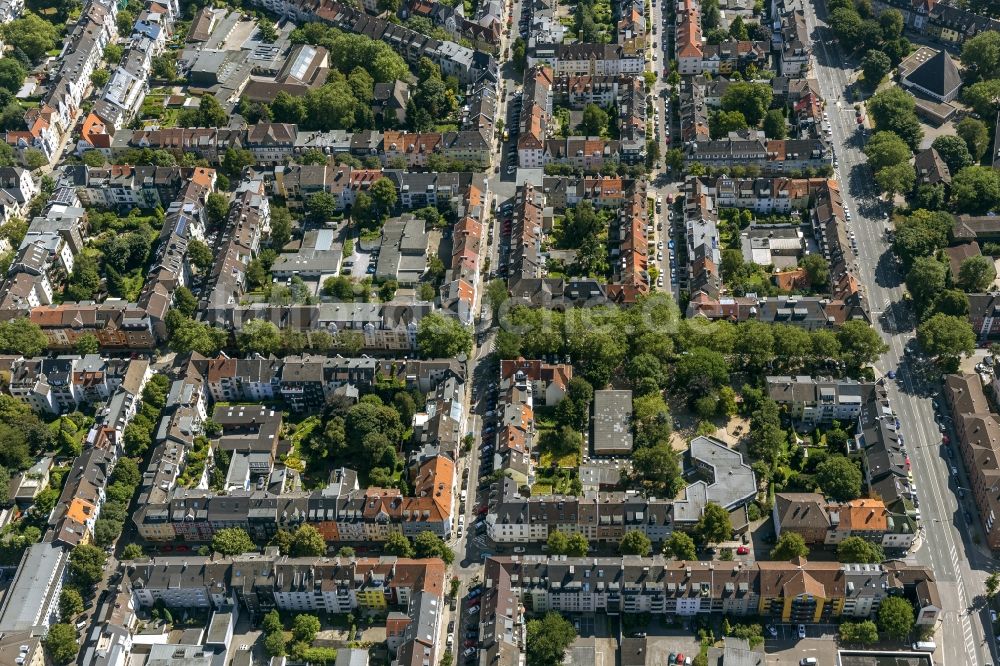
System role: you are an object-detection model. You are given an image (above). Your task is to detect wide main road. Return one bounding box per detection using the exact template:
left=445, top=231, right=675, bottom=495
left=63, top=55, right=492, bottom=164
left=801, top=2, right=994, bottom=665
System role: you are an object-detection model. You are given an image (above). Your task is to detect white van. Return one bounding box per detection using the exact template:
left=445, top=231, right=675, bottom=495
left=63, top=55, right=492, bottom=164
left=912, top=641, right=937, bottom=653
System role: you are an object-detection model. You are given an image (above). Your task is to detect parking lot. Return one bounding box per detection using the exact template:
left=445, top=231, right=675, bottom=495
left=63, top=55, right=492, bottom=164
left=766, top=637, right=839, bottom=666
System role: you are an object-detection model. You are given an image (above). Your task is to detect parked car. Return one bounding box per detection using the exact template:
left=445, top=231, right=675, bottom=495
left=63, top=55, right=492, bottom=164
left=467, top=606, right=481, bottom=616
left=797, top=624, right=806, bottom=639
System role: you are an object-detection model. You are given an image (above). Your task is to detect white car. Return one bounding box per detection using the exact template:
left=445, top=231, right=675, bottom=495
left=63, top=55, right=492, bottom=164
left=797, top=624, right=806, bottom=639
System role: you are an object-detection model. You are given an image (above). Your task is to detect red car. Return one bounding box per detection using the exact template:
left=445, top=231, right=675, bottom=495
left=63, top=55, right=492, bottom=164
left=736, top=546, right=750, bottom=555
left=675, top=654, right=685, bottom=664
left=464, top=640, right=478, bottom=648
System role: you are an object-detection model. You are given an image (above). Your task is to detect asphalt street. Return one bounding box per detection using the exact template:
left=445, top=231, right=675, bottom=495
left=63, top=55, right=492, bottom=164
left=802, top=2, right=995, bottom=664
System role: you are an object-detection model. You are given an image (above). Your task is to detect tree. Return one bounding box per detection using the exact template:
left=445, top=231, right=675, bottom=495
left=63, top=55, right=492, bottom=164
left=987, top=571, right=1000, bottom=600
left=664, top=531, right=697, bottom=560
left=893, top=209, right=954, bottom=267
left=384, top=531, right=414, bottom=557
left=906, top=256, right=948, bottom=311
left=697, top=502, right=732, bottom=544
left=68, top=544, right=106, bottom=588
left=211, top=527, right=255, bottom=556
left=674, top=347, right=728, bottom=397
left=526, top=613, right=577, bottom=666
left=264, top=631, right=287, bottom=657
left=167, top=314, right=228, bottom=356
left=631, top=444, right=682, bottom=497
left=710, top=110, right=748, bottom=139
left=931, top=135, right=974, bottom=174
left=964, top=79, right=1000, bottom=119
left=22, top=148, right=46, bottom=171
left=307, top=191, right=338, bottom=223
left=417, top=312, right=472, bottom=358
left=720, top=81, right=773, bottom=125
left=270, top=206, right=293, bottom=249
left=879, top=8, right=903, bottom=38
left=173, top=286, right=198, bottom=318
left=770, top=531, right=809, bottom=560
left=840, top=620, right=879, bottom=644
left=933, top=289, right=970, bottom=318
left=961, top=29, right=1000, bottom=80
left=837, top=536, right=884, bottom=563
left=952, top=166, right=1000, bottom=215
left=290, top=524, right=327, bottom=557
left=122, top=543, right=144, bottom=560
left=0, top=57, right=25, bottom=93
left=859, top=50, right=891, bottom=87
left=917, top=313, right=975, bottom=368
left=187, top=238, right=214, bottom=272
left=877, top=596, right=915, bottom=640
left=619, top=530, right=652, bottom=556
left=864, top=131, right=911, bottom=170
left=867, top=87, right=923, bottom=149
left=222, top=147, right=255, bottom=177
left=292, top=614, right=321, bottom=643
left=580, top=104, right=609, bottom=136
left=59, top=588, right=84, bottom=621
left=414, top=531, right=455, bottom=564
left=2, top=13, right=60, bottom=63
left=237, top=319, right=283, bottom=356
left=837, top=320, right=888, bottom=370
left=43, top=624, right=79, bottom=665
left=876, top=163, right=916, bottom=200
left=762, top=109, right=786, bottom=139
left=90, top=68, right=110, bottom=89
left=74, top=333, right=99, bottom=356
left=958, top=255, right=997, bottom=292
left=816, top=456, right=862, bottom=501
left=369, top=177, right=398, bottom=220
left=801, top=253, right=829, bottom=288
left=957, top=117, right=990, bottom=161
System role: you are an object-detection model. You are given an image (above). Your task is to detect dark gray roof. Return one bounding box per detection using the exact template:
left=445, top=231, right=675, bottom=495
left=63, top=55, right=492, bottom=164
left=903, top=49, right=961, bottom=99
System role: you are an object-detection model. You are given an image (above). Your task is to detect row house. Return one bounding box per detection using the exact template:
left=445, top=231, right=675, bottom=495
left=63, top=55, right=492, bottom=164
left=203, top=301, right=433, bottom=352
left=40, top=0, right=119, bottom=144
left=490, top=365, right=537, bottom=486
left=683, top=176, right=722, bottom=300
left=20, top=301, right=156, bottom=350
left=487, top=436, right=755, bottom=544
left=91, top=32, right=158, bottom=132
left=675, top=0, right=703, bottom=74
left=442, top=215, right=484, bottom=325
left=944, top=373, right=1000, bottom=549
left=543, top=137, right=622, bottom=171
left=773, top=493, right=916, bottom=550
left=685, top=292, right=868, bottom=327
left=517, top=66, right=553, bottom=169
left=6, top=107, right=59, bottom=164
left=49, top=446, right=115, bottom=547
left=766, top=375, right=874, bottom=426
left=707, top=176, right=826, bottom=213
left=778, top=10, right=810, bottom=75
left=487, top=555, right=939, bottom=625
left=541, top=176, right=625, bottom=210
left=871, top=0, right=1000, bottom=46
left=553, top=74, right=630, bottom=108
left=127, top=554, right=445, bottom=619
left=133, top=455, right=455, bottom=542
left=498, top=358, right=571, bottom=407
left=532, top=43, right=643, bottom=76
left=701, top=39, right=770, bottom=75
left=206, top=177, right=270, bottom=309
left=687, top=130, right=833, bottom=173
left=6, top=354, right=132, bottom=414
left=606, top=180, right=650, bottom=304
